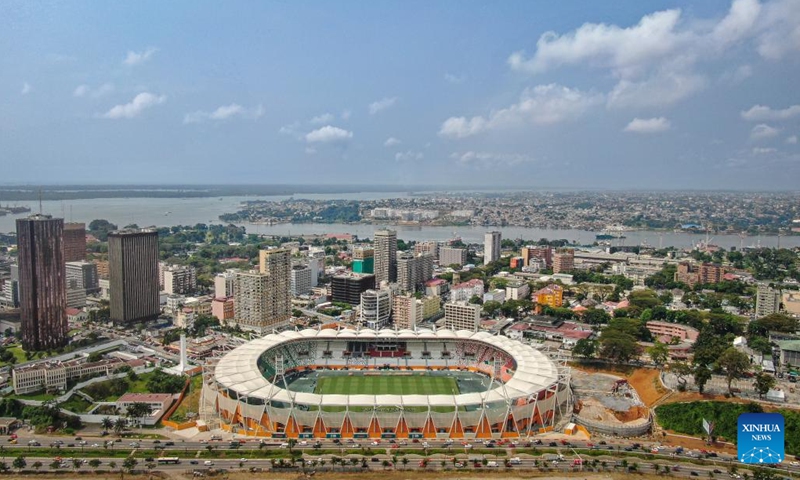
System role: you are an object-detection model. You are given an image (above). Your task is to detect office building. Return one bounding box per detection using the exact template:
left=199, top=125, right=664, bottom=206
left=256, top=248, right=292, bottom=329
left=506, top=281, right=530, bottom=301
left=698, top=263, right=725, bottom=284
left=0, top=277, right=19, bottom=309
left=756, top=284, right=782, bottom=318
left=108, top=229, right=160, bottom=325
left=444, top=302, right=481, bottom=331
left=211, top=296, right=235, bottom=322
left=392, top=294, right=423, bottom=329
left=374, top=229, right=397, bottom=284
left=161, top=264, right=197, bottom=295
left=484, top=231, right=501, bottom=265
left=439, top=246, right=467, bottom=267
left=532, top=284, right=564, bottom=309
left=397, top=252, right=434, bottom=292
left=331, top=273, right=375, bottom=306
left=65, top=261, right=98, bottom=308
left=522, top=246, right=552, bottom=269
left=93, top=260, right=110, bottom=280
left=553, top=249, right=575, bottom=274
left=233, top=272, right=275, bottom=333
left=291, top=264, right=312, bottom=296
left=308, top=250, right=325, bottom=287
left=16, top=215, right=68, bottom=351
left=352, top=247, right=375, bottom=274
left=214, top=271, right=237, bottom=298
left=63, top=222, right=87, bottom=263
left=359, top=289, right=392, bottom=329
left=414, top=241, right=438, bottom=259
left=450, top=279, right=485, bottom=302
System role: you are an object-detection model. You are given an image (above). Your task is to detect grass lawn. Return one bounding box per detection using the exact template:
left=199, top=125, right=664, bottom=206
left=169, top=375, right=203, bottom=422
left=0, top=344, right=29, bottom=367
left=127, top=371, right=160, bottom=394
left=61, top=395, right=93, bottom=413
left=11, top=391, right=57, bottom=401
left=315, top=373, right=459, bottom=396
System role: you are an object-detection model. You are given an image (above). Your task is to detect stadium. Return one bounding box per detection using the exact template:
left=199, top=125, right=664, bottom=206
left=204, top=328, right=572, bottom=439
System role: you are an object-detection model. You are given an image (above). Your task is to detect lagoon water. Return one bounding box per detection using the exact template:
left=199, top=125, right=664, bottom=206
left=1, top=194, right=797, bottom=249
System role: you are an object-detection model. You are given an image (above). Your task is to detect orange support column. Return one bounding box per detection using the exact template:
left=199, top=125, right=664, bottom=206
left=449, top=416, right=464, bottom=439
left=368, top=417, right=382, bottom=438
left=475, top=413, right=492, bottom=439
left=284, top=415, right=300, bottom=438
left=313, top=417, right=327, bottom=438
left=341, top=416, right=354, bottom=438
left=422, top=416, right=437, bottom=439
left=395, top=417, right=409, bottom=439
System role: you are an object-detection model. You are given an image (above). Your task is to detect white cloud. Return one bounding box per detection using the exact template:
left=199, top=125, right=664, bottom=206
left=305, top=125, right=353, bottom=143
left=21, top=82, right=32, bottom=95
left=451, top=151, right=535, bottom=169
left=368, top=97, right=397, bottom=115
left=741, top=104, right=800, bottom=121
left=309, top=113, right=334, bottom=124
left=607, top=71, right=706, bottom=108
left=384, top=137, right=402, bottom=147
left=623, top=117, right=672, bottom=133
left=506, top=0, right=798, bottom=109
left=395, top=150, right=424, bottom=162
left=444, top=73, right=466, bottom=84
left=184, top=104, right=264, bottom=124
left=73, top=83, right=114, bottom=98
left=123, top=47, right=158, bottom=66
left=279, top=122, right=300, bottom=136
left=756, top=0, right=800, bottom=60
left=787, top=135, right=798, bottom=145
left=101, top=92, right=166, bottom=119
left=752, top=147, right=777, bottom=154
left=340, top=109, right=352, bottom=120
left=439, top=83, right=602, bottom=138
left=750, top=123, right=780, bottom=140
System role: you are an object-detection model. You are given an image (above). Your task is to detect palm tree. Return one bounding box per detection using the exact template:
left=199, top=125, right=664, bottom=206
left=382, top=459, right=390, bottom=470
left=350, top=457, right=359, bottom=468
left=101, top=417, right=113, bottom=432
left=402, top=457, right=408, bottom=470
left=108, top=461, right=117, bottom=471
left=72, top=458, right=81, bottom=470
left=113, top=417, right=126, bottom=436
left=654, top=463, right=661, bottom=474
left=49, top=460, right=61, bottom=471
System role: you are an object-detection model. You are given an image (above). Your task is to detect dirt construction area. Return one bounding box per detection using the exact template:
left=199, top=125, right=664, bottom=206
left=0, top=475, right=668, bottom=480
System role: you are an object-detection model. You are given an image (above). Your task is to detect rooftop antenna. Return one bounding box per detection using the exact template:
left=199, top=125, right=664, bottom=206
left=38, top=188, right=43, bottom=215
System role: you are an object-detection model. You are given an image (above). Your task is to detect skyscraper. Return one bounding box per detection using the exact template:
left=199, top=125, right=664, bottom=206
left=397, top=252, right=434, bottom=292
left=552, top=248, right=575, bottom=274
left=359, top=289, right=392, bottom=329
left=755, top=284, right=781, bottom=317
left=258, top=248, right=292, bottom=328
left=374, top=229, right=397, bottom=284
left=63, top=223, right=87, bottom=262
left=108, top=229, right=160, bottom=325
left=484, top=231, right=501, bottom=265
left=66, top=261, right=98, bottom=308
left=16, top=215, right=68, bottom=350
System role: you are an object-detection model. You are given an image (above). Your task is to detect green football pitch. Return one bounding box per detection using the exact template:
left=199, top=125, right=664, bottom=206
left=314, top=374, right=459, bottom=395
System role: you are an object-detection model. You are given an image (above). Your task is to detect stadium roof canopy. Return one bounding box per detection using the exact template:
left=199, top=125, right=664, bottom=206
left=213, top=328, right=560, bottom=408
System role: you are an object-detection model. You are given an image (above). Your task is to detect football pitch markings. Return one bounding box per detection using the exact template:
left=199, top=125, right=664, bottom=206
left=314, top=374, right=459, bottom=395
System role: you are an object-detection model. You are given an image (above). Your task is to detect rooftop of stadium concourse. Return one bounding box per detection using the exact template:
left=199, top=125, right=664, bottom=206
left=213, top=327, right=562, bottom=408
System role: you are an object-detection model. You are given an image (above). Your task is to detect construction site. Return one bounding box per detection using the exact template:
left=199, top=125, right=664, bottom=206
left=570, top=370, right=652, bottom=437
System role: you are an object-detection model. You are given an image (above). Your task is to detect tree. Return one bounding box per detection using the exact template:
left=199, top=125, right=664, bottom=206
left=716, top=347, right=750, bottom=396
left=113, top=417, right=127, bottom=436
left=694, top=364, right=712, bottom=393
left=599, top=329, right=642, bottom=363
left=482, top=300, right=502, bottom=317
left=647, top=341, right=670, bottom=368
left=12, top=456, right=26, bottom=472
left=32, top=461, right=42, bottom=471
left=89, top=459, right=101, bottom=469
left=753, top=372, right=777, bottom=399
left=122, top=457, right=138, bottom=472
left=583, top=308, right=611, bottom=325
left=108, top=461, right=117, bottom=470
left=670, top=362, right=693, bottom=388
left=49, top=460, right=61, bottom=471
left=469, top=294, right=483, bottom=305
left=573, top=339, right=597, bottom=360
left=72, top=458, right=81, bottom=470
left=101, top=416, right=113, bottom=431
left=126, top=402, right=152, bottom=429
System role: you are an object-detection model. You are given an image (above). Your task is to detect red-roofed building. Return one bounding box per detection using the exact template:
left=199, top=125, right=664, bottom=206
left=116, top=393, right=175, bottom=425
left=451, top=279, right=484, bottom=302
left=66, top=308, right=87, bottom=323
left=532, top=284, right=563, bottom=310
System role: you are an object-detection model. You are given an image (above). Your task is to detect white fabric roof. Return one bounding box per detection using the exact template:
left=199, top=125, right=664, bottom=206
left=214, top=328, right=560, bottom=407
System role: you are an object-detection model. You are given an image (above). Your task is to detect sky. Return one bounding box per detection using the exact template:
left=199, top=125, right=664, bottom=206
left=1, top=0, right=799, bottom=189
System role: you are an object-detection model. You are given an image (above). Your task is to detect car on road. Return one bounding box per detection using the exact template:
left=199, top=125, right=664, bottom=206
left=204, top=460, right=214, bottom=466
left=190, top=460, right=199, bottom=465
left=548, top=442, right=558, bottom=447
left=239, top=458, right=247, bottom=462
left=165, top=441, right=175, bottom=446
left=153, top=440, right=161, bottom=444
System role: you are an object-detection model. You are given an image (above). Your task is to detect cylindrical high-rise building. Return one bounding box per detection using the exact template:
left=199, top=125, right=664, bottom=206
left=374, top=229, right=397, bottom=284
left=108, top=229, right=160, bottom=325
left=16, top=215, right=68, bottom=351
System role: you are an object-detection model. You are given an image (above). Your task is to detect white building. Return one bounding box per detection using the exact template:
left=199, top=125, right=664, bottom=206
left=308, top=249, right=325, bottom=287
left=450, top=279, right=484, bottom=302
left=162, top=265, right=197, bottom=295
left=359, top=289, right=392, bottom=329
left=291, top=264, right=312, bottom=296
left=439, top=246, right=468, bottom=267
left=756, top=284, right=781, bottom=317
left=484, top=231, right=501, bottom=265
left=116, top=393, right=175, bottom=425
left=393, top=294, right=423, bottom=329
left=444, top=301, right=481, bottom=331
left=505, top=281, right=530, bottom=301
left=483, top=289, right=506, bottom=303
left=214, top=271, right=237, bottom=298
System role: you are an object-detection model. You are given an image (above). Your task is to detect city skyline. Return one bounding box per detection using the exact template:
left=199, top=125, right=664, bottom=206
left=2, top=1, right=800, bottom=189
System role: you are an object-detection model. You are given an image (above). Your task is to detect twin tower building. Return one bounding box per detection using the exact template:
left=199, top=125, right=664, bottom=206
left=16, top=215, right=159, bottom=351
